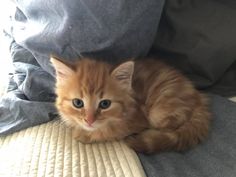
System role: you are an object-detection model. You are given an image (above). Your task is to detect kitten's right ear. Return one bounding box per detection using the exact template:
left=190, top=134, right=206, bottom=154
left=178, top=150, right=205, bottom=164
left=111, top=61, right=134, bottom=91
left=50, top=55, right=75, bottom=79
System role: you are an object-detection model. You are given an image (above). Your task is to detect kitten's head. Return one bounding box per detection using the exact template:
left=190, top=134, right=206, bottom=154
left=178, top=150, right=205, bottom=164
left=51, top=57, right=135, bottom=131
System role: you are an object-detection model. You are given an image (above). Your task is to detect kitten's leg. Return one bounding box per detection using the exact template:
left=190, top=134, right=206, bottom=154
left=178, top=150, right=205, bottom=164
left=72, top=129, right=93, bottom=144
left=125, top=129, right=178, bottom=153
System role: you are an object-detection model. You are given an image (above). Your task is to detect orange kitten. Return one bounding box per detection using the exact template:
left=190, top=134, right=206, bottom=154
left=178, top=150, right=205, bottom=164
left=51, top=57, right=210, bottom=153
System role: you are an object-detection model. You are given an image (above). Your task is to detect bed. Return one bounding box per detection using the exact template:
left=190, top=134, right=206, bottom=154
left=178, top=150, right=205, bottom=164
left=0, top=0, right=236, bottom=177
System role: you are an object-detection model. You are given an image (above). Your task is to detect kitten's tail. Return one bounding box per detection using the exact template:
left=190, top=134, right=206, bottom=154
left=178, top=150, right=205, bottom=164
left=125, top=98, right=211, bottom=153
left=172, top=104, right=210, bottom=151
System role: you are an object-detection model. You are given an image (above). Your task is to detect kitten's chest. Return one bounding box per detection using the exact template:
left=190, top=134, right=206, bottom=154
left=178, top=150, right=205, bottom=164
left=77, top=114, right=148, bottom=143
left=89, top=122, right=132, bottom=142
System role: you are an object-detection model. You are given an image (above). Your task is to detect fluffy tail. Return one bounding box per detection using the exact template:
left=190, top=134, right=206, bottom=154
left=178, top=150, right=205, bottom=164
left=125, top=100, right=211, bottom=153
left=173, top=105, right=210, bottom=151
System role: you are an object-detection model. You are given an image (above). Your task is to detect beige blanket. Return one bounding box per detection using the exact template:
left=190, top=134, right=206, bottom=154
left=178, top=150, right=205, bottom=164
left=0, top=120, right=146, bottom=177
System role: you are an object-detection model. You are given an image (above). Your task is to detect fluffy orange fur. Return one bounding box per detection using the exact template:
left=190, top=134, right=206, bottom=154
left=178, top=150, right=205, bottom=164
left=51, top=57, right=211, bottom=153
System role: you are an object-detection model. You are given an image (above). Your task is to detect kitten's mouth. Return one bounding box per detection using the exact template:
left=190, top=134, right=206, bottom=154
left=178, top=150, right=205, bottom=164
left=83, top=123, right=97, bottom=131
left=81, top=120, right=98, bottom=130
left=86, top=123, right=93, bottom=127
left=84, top=120, right=95, bottom=127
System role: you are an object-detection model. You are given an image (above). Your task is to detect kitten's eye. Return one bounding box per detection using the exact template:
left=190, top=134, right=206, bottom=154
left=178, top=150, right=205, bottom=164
left=72, top=98, right=84, bottom=108
left=99, top=100, right=111, bottom=109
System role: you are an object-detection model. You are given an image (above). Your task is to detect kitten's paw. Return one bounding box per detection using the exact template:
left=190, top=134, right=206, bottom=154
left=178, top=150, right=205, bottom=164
left=77, top=138, right=94, bottom=144
left=72, top=130, right=93, bottom=144
left=124, top=134, right=148, bottom=153
left=74, top=134, right=93, bottom=144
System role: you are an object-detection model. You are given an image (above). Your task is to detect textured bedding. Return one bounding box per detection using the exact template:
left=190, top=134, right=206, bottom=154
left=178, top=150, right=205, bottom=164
left=0, top=120, right=146, bottom=177
left=0, top=1, right=236, bottom=177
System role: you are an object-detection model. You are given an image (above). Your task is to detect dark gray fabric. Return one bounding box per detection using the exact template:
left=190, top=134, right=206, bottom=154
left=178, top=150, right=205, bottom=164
left=138, top=95, right=236, bottom=177
left=0, top=41, right=57, bottom=135
left=151, top=0, right=236, bottom=96
left=13, top=0, right=164, bottom=68
left=0, top=0, right=165, bottom=134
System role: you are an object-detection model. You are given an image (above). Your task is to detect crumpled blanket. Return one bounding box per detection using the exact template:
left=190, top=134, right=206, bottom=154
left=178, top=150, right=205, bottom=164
left=0, top=0, right=164, bottom=135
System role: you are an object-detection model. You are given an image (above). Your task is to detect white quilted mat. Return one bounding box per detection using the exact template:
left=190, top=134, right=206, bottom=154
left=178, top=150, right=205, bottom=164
left=0, top=120, right=146, bottom=177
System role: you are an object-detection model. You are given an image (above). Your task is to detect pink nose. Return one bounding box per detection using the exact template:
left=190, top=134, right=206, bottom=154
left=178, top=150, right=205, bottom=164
left=85, top=118, right=94, bottom=126
left=85, top=114, right=95, bottom=126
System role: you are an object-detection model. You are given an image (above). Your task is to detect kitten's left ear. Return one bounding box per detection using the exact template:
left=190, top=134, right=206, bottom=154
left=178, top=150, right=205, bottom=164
left=50, top=55, right=75, bottom=79
left=111, top=61, right=134, bottom=90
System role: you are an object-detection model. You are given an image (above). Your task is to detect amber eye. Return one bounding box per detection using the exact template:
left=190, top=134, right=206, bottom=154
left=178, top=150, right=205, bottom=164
left=72, top=99, right=84, bottom=108
left=99, top=99, right=111, bottom=109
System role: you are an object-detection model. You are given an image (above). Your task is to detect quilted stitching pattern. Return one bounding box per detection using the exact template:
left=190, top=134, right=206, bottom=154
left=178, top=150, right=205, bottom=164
left=0, top=120, right=146, bottom=177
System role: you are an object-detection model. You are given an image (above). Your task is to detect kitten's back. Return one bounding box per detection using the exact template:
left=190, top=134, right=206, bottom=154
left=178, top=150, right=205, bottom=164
left=125, top=59, right=211, bottom=153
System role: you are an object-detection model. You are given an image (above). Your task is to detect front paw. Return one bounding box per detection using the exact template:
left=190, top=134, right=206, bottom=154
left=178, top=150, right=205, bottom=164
left=76, top=137, right=94, bottom=144
left=72, top=130, right=93, bottom=144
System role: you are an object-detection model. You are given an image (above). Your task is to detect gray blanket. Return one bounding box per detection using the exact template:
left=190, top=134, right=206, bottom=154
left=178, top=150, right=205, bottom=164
left=1, top=1, right=236, bottom=177
left=0, top=0, right=164, bottom=134
left=139, top=95, right=236, bottom=177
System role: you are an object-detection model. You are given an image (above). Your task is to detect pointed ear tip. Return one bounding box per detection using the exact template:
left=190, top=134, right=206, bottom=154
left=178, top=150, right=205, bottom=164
left=124, top=61, right=134, bottom=69
left=50, top=58, right=57, bottom=67
left=50, top=57, right=55, bottom=63
left=50, top=54, right=57, bottom=60
left=128, top=61, right=134, bottom=65
left=50, top=53, right=62, bottom=60
left=50, top=55, right=63, bottom=66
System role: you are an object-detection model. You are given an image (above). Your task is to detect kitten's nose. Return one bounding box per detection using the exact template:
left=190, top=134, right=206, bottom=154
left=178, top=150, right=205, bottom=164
left=85, top=118, right=94, bottom=126
left=85, top=111, right=95, bottom=126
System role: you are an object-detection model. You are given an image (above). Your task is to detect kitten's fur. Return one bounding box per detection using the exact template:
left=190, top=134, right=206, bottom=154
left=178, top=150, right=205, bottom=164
left=51, top=57, right=210, bottom=153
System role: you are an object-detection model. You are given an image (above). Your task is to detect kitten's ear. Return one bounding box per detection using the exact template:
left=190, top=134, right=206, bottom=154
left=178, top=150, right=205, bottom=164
left=50, top=55, right=75, bottom=79
left=111, top=61, right=134, bottom=90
